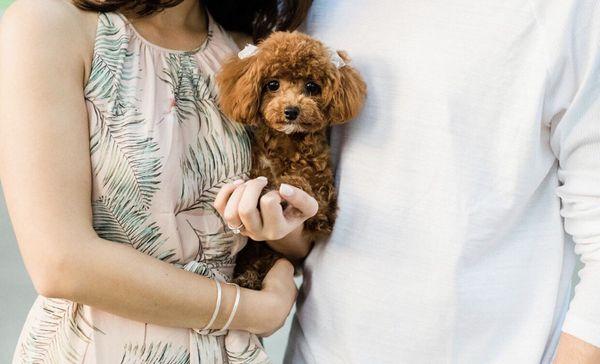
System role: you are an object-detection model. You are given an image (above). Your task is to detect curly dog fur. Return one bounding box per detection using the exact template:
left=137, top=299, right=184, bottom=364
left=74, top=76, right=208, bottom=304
left=217, top=31, right=366, bottom=289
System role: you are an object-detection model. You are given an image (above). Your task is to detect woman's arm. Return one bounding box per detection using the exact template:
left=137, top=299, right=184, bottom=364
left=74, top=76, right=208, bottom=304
left=0, top=0, right=295, bottom=336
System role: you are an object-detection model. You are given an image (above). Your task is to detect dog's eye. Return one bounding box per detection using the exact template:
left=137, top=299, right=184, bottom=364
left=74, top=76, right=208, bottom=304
left=305, top=81, right=321, bottom=96
left=266, top=80, right=280, bottom=92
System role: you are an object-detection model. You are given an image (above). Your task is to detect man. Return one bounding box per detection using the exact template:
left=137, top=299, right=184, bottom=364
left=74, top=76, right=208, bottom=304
left=286, top=0, right=600, bottom=363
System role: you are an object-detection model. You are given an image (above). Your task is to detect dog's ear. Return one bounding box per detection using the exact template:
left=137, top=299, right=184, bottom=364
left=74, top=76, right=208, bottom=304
left=326, top=51, right=367, bottom=125
left=216, top=53, right=263, bottom=126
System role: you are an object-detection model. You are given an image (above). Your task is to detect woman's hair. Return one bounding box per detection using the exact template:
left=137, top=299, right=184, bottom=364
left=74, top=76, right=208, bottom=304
left=73, top=0, right=313, bottom=42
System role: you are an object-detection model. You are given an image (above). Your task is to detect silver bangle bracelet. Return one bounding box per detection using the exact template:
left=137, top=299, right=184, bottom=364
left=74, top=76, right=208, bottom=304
left=201, top=279, right=222, bottom=331
left=217, top=282, right=241, bottom=333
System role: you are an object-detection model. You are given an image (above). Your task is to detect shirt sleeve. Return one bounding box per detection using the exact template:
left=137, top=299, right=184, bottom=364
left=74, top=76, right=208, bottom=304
left=538, top=0, right=600, bottom=347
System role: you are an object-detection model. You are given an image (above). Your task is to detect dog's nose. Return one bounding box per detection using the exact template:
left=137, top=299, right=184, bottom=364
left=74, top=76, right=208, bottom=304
left=284, top=106, right=300, bottom=121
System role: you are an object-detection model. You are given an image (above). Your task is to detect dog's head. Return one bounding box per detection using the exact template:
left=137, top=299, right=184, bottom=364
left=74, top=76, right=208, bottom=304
left=217, top=32, right=366, bottom=134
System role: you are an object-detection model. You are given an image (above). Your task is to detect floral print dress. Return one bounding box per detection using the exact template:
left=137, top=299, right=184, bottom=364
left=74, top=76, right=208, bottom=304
left=12, top=11, right=270, bottom=364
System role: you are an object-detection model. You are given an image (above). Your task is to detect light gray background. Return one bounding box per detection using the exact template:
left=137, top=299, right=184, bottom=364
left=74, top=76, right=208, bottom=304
left=0, top=187, right=293, bottom=363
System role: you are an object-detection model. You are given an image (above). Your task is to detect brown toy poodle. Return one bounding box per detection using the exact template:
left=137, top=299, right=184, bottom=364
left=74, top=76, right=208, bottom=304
left=217, top=31, right=366, bottom=289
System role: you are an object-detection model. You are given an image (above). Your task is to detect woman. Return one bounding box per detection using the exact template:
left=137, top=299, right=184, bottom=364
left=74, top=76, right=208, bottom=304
left=0, top=0, right=315, bottom=362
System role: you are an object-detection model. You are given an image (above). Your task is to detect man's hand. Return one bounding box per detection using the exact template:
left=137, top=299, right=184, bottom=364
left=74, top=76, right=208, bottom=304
left=554, top=333, right=600, bottom=364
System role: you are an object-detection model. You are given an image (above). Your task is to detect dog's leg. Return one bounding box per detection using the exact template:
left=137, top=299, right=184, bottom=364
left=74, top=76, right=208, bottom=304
left=232, top=240, right=282, bottom=290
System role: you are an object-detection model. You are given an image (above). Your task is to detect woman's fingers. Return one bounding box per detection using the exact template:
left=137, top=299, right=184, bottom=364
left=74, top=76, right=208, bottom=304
left=278, top=184, right=319, bottom=220
left=216, top=180, right=319, bottom=240
left=259, top=258, right=297, bottom=336
left=237, top=177, right=268, bottom=234
left=222, top=183, right=247, bottom=229
left=259, top=190, right=287, bottom=240
left=213, top=179, right=244, bottom=215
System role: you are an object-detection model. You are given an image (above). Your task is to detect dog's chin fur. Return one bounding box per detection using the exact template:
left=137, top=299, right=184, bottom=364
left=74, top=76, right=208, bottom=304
left=278, top=123, right=305, bottom=134
left=267, top=119, right=327, bottom=134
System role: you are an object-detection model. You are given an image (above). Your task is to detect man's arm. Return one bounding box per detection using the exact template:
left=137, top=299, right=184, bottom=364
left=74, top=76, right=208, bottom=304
left=555, top=333, right=600, bottom=364
left=534, top=0, right=600, bottom=360
left=540, top=0, right=600, bottom=363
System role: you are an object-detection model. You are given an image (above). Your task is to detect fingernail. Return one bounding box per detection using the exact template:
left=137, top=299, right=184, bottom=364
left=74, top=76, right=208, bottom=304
left=233, top=179, right=244, bottom=185
left=280, top=184, right=294, bottom=197
left=257, top=176, right=268, bottom=182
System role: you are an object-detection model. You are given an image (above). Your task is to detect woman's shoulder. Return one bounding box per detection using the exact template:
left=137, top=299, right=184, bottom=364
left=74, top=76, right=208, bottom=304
left=1, top=0, right=98, bottom=61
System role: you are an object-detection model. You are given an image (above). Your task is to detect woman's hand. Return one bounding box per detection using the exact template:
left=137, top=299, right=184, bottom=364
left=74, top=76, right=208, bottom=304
left=252, top=258, right=298, bottom=336
left=214, top=177, right=318, bottom=242
left=232, top=258, right=297, bottom=336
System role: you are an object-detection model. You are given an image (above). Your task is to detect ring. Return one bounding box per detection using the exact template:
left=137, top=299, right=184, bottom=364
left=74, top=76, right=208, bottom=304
left=227, top=222, right=244, bottom=234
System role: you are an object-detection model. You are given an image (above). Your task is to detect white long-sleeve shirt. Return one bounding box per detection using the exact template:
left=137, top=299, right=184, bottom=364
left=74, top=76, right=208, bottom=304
left=285, top=1, right=600, bottom=363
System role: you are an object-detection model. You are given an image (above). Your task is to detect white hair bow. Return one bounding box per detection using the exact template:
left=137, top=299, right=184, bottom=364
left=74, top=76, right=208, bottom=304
left=238, top=44, right=259, bottom=59
left=328, top=49, right=346, bottom=69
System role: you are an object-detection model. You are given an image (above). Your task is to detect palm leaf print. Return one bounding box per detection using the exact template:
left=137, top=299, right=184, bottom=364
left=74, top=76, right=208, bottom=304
left=85, top=14, right=160, bottom=212
left=191, top=334, right=228, bottom=363
left=85, top=13, right=137, bottom=115
left=226, top=332, right=272, bottom=364
left=160, top=53, right=212, bottom=124
left=217, top=108, right=252, bottom=169
left=85, top=14, right=166, bottom=259
left=120, top=342, right=190, bottom=364
left=227, top=345, right=271, bottom=364
left=14, top=299, right=95, bottom=363
left=89, top=103, right=161, bottom=210
left=192, top=226, right=237, bottom=270
left=169, top=72, right=251, bottom=214
left=85, top=16, right=161, bottom=211
left=88, top=101, right=169, bottom=260
left=179, top=259, right=217, bottom=279
left=176, top=134, right=241, bottom=214
left=92, top=195, right=174, bottom=261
